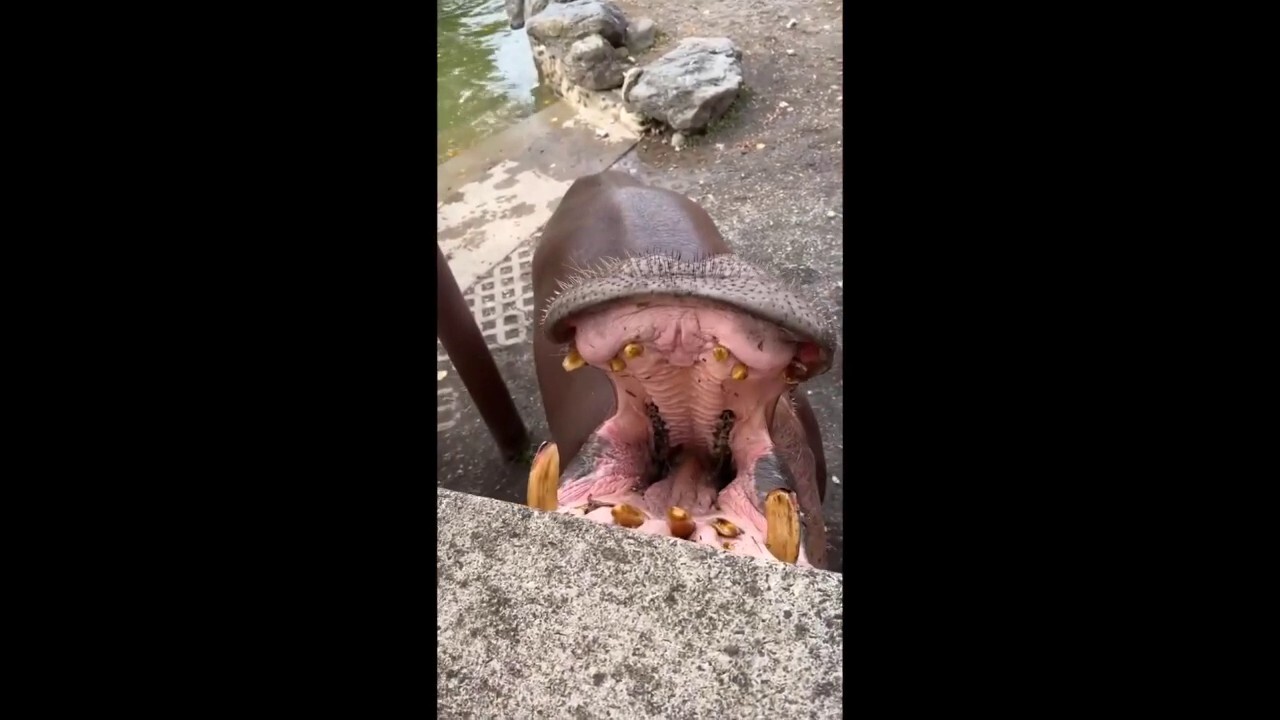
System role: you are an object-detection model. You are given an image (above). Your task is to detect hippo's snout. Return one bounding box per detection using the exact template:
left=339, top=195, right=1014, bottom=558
left=542, top=253, right=836, bottom=379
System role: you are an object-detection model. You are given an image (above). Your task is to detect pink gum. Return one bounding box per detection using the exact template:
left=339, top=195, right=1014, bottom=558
left=570, top=300, right=798, bottom=373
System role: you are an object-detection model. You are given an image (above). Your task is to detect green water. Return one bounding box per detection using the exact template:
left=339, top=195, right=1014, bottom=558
left=437, top=0, right=557, bottom=164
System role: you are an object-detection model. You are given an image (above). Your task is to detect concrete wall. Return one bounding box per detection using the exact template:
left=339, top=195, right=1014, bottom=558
left=437, top=488, right=844, bottom=718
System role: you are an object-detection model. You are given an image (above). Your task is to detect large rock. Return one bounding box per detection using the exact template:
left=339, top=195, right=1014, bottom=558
left=525, top=0, right=629, bottom=52
left=626, top=37, right=744, bottom=132
left=504, top=0, right=575, bottom=30
left=564, top=34, right=626, bottom=90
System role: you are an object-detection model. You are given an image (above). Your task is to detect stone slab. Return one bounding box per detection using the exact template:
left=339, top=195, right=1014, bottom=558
left=437, top=487, right=844, bottom=719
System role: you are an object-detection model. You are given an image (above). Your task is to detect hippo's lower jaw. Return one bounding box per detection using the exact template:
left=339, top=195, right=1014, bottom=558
left=528, top=260, right=834, bottom=568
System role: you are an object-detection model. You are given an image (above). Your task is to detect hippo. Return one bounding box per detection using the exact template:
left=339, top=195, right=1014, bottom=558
left=525, top=171, right=838, bottom=568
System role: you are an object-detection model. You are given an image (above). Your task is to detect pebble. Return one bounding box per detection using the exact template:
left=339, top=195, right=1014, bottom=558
left=756, top=143, right=766, bottom=150
left=778, top=101, right=790, bottom=108
left=438, top=371, right=448, bottom=381
left=786, top=18, right=798, bottom=28
left=826, top=210, right=836, bottom=218
left=832, top=475, right=840, bottom=485
left=672, top=132, right=687, bottom=150
left=595, top=128, right=609, bottom=138
left=786, top=49, right=796, bottom=56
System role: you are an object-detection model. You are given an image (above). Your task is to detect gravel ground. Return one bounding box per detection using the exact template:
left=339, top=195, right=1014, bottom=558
left=437, top=0, right=846, bottom=571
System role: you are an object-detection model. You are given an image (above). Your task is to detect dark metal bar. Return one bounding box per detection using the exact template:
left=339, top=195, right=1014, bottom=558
left=436, top=242, right=529, bottom=460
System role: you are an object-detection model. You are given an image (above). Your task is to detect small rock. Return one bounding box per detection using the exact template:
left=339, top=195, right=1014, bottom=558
left=786, top=18, right=798, bottom=29
left=826, top=210, right=836, bottom=218
left=672, top=132, right=687, bottom=150
left=786, top=49, right=796, bottom=56
left=595, top=128, right=609, bottom=138
left=755, top=143, right=766, bottom=150
left=625, top=37, right=744, bottom=131
left=715, top=143, right=725, bottom=150
left=625, top=17, right=656, bottom=53
left=778, top=101, right=790, bottom=108
left=831, top=475, right=840, bottom=485
left=564, top=34, right=626, bottom=90
left=437, top=370, right=448, bottom=381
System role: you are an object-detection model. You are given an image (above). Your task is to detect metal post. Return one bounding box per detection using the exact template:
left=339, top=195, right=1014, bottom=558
left=436, top=242, right=529, bottom=460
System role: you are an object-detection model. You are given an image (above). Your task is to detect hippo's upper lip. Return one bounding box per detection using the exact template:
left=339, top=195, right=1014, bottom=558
left=541, top=253, right=837, bottom=377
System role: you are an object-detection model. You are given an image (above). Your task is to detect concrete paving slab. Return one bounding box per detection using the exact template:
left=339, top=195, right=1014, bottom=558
left=437, top=101, right=639, bottom=293
left=437, top=488, right=844, bottom=719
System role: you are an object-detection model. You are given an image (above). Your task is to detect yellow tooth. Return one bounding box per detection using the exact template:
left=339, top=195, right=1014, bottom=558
left=764, top=490, right=800, bottom=564
left=611, top=504, right=647, bottom=528
left=667, top=506, right=695, bottom=539
left=784, top=360, right=807, bottom=384
left=609, top=357, right=627, bottom=372
left=526, top=443, right=560, bottom=511
left=562, top=349, right=585, bottom=371
left=712, top=345, right=730, bottom=362
left=623, top=342, right=644, bottom=358
left=710, top=518, right=742, bottom=538
left=731, top=363, right=749, bottom=381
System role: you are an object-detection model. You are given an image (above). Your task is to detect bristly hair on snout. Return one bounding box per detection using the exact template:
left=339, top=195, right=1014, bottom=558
left=540, top=251, right=838, bottom=375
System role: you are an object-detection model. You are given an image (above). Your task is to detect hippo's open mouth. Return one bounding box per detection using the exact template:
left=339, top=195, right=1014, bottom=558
left=529, top=254, right=836, bottom=567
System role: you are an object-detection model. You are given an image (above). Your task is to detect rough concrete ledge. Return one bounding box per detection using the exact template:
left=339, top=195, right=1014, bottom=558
left=437, top=488, right=844, bottom=719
